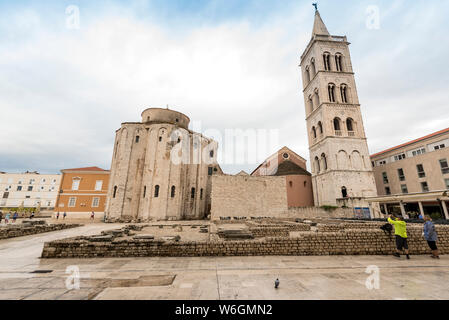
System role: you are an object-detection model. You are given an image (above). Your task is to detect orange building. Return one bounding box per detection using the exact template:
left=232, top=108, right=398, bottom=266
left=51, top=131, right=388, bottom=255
left=55, top=167, right=110, bottom=219
left=251, top=147, right=314, bottom=207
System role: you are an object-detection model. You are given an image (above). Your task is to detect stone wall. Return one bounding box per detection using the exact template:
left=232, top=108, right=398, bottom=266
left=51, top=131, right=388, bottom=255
left=41, top=225, right=449, bottom=258
left=211, top=175, right=288, bottom=220
left=286, top=207, right=354, bottom=219
left=0, top=223, right=81, bottom=240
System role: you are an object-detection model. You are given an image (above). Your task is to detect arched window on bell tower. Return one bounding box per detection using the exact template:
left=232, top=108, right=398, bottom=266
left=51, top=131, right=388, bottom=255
left=323, top=52, right=331, bottom=71
left=318, top=121, right=323, bottom=136
left=321, top=153, right=328, bottom=170
left=314, top=88, right=320, bottom=108
left=346, top=118, right=355, bottom=136
left=340, top=84, right=348, bottom=103
left=335, top=53, right=343, bottom=72
left=305, top=66, right=311, bottom=84
left=312, top=126, right=317, bottom=139
left=308, top=95, right=314, bottom=113
left=310, top=58, right=316, bottom=77
left=333, top=117, right=342, bottom=135
left=328, top=83, right=336, bottom=102
left=314, top=156, right=321, bottom=174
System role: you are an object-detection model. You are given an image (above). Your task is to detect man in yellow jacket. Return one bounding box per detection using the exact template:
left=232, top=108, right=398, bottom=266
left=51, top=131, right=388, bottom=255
left=388, top=214, right=410, bottom=259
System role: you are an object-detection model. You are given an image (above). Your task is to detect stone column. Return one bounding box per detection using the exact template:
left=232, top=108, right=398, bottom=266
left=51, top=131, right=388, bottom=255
left=399, top=202, right=406, bottom=219
left=383, top=203, right=389, bottom=215
left=442, top=201, right=449, bottom=220
left=418, top=202, right=425, bottom=217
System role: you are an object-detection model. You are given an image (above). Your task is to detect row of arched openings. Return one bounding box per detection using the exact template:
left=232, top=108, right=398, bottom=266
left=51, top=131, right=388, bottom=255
left=308, top=83, right=350, bottom=114
left=311, top=118, right=355, bottom=140
left=304, top=52, right=345, bottom=85
left=314, top=150, right=366, bottom=174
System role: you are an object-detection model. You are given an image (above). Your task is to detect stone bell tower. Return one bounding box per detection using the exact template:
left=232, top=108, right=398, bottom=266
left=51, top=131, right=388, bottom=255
left=299, top=8, right=377, bottom=211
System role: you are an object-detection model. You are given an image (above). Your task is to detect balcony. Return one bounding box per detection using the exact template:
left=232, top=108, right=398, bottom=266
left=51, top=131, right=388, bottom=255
left=348, top=131, right=355, bottom=137
left=335, top=130, right=342, bottom=136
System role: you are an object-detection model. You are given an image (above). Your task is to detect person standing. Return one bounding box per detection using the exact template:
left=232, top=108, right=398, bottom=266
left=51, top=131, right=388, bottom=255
left=0, top=211, right=3, bottom=224
left=30, top=211, right=35, bottom=219
left=56, top=212, right=60, bottom=220
left=423, top=215, right=439, bottom=259
left=91, top=211, right=95, bottom=221
left=13, top=212, right=18, bottom=223
left=5, top=213, right=10, bottom=224
left=63, top=212, right=67, bottom=220
left=388, top=214, right=410, bottom=259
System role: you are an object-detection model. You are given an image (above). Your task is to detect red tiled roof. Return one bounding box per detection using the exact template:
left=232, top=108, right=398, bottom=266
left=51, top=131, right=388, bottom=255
left=371, top=127, right=449, bottom=158
left=62, top=166, right=108, bottom=172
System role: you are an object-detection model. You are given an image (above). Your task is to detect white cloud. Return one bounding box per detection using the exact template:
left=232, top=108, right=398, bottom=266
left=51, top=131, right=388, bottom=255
left=0, top=1, right=447, bottom=174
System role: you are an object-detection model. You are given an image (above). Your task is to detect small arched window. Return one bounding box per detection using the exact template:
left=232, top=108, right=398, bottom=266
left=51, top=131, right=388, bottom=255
left=335, top=54, right=343, bottom=72
left=200, top=188, right=204, bottom=200
left=171, top=186, right=176, bottom=198
left=315, top=156, right=321, bottom=173
left=321, top=153, right=328, bottom=170
left=154, top=185, right=160, bottom=198
left=323, top=52, right=331, bottom=71
left=191, top=188, right=196, bottom=199
left=143, top=186, right=146, bottom=198
left=328, top=83, right=336, bottom=102
left=113, top=186, right=117, bottom=198
left=305, top=66, right=311, bottom=84
left=333, top=118, right=341, bottom=131
left=314, top=89, right=320, bottom=107
left=318, top=121, right=323, bottom=135
left=312, top=126, right=317, bottom=139
left=346, top=118, right=354, bottom=132
left=310, top=58, right=316, bottom=77
left=340, top=84, right=348, bottom=103
left=341, top=186, right=348, bottom=198
left=308, top=95, right=314, bottom=112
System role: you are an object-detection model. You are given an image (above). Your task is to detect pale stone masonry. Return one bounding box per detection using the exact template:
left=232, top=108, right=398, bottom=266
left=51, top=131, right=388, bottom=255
left=300, top=10, right=378, bottom=211
left=41, top=222, right=449, bottom=258
left=105, top=108, right=221, bottom=221
left=0, top=222, right=81, bottom=240
left=211, top=175, right=288, bottom=219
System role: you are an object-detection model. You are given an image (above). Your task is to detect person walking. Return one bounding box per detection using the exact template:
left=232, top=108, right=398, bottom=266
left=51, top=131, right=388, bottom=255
left=91, top=211, right=95, bottom=221
left=13, top=212, right=18, bottom=223
left=63, top=212, right=67, bottom=220
left=388, top=214, right=410, bottom=259
left=56, top=212, right=60, bottom=220
left=5, top=213, right=10, bottom=224
left=423, top=215, right=439, bottom=259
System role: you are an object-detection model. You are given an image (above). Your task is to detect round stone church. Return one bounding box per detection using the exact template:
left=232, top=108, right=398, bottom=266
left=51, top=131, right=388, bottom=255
left=105, top=108, right=221, bottom=221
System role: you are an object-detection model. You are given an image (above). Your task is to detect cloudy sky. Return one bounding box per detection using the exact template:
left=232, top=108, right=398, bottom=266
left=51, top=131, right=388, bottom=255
left=0, top=0, right=448, bottom=175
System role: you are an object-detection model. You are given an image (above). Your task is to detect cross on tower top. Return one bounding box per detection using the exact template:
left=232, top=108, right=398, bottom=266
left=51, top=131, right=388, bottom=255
left=312, top=3, right=318, bottom=11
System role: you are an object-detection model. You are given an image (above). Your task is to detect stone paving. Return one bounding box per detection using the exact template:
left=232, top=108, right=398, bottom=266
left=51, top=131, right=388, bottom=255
left=0, top=223, right=448, bottom=300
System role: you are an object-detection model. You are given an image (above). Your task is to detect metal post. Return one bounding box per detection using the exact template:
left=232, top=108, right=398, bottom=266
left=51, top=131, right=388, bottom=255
left=399, top=202, right=407, bottom=219
left=418, top=201, right=425, bottom=218
left=442, top=201, right=449, bottom=220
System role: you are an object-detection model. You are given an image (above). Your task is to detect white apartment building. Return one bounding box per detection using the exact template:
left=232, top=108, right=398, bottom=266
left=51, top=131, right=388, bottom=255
left=0, top=171, right=61, bottom=209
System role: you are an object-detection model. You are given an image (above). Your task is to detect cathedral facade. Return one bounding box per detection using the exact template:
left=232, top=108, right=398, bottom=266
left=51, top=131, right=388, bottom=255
left=105, top=108, right=221, bottom=221
left=300, top=10, right=378, bottom=208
